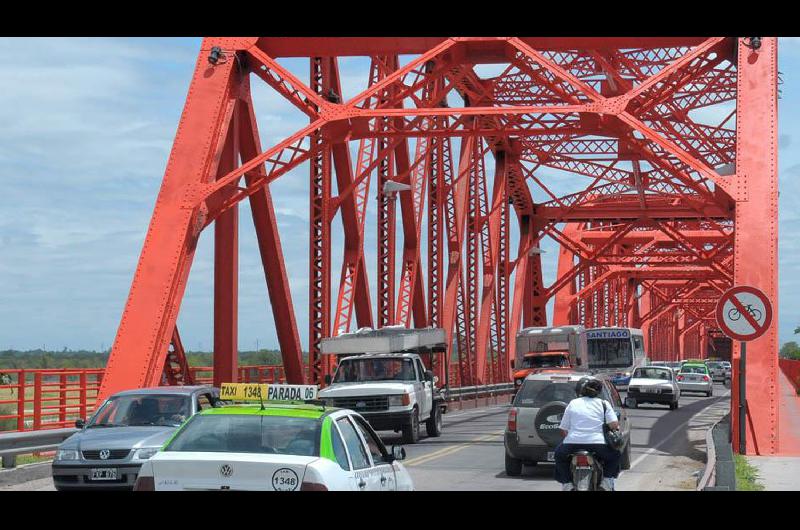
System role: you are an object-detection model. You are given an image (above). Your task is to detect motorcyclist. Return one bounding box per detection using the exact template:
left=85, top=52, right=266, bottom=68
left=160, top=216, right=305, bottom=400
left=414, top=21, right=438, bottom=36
left=553, top=377, right=621, bottom=491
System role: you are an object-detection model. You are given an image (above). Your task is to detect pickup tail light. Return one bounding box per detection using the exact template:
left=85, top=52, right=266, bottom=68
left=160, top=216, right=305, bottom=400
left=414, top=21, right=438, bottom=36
left=507, top=408, right=518, bottom=432
left=133, top=476, right=154, bottom=491
left=676, top=375, right=684, bottom=381
left=574, top=454, right=591, bottom=467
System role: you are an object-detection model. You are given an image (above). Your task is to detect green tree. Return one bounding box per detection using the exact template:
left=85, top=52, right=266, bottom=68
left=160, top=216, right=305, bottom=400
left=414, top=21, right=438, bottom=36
left=781, top=341, right=800, bottom=360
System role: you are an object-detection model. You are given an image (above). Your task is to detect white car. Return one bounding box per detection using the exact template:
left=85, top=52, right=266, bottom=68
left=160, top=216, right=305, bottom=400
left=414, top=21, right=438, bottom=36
left=133, top=400, right=414, bottom=491
left=625, top=366, right=681, bottom=409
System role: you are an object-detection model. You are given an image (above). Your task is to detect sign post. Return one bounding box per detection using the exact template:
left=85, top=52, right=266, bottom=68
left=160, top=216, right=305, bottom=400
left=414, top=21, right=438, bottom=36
left=715, top=286, right=773, bottom=455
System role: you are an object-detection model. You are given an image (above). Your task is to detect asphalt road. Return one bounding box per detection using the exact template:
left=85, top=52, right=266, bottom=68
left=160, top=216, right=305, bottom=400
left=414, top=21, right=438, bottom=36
left=379, top=382, right=731, bottom=491
left=2, top=383, right=730, bottom=491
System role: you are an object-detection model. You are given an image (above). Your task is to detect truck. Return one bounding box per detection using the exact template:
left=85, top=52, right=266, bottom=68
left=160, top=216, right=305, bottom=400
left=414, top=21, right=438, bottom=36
left=317, top=326, right=447, bottom=444
left=512, top=325, right=589, bottom=393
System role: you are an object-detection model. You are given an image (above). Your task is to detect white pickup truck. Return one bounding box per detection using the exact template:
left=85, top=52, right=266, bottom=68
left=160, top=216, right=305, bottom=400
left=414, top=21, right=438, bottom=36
left=317, top=328, right=446, bottom=444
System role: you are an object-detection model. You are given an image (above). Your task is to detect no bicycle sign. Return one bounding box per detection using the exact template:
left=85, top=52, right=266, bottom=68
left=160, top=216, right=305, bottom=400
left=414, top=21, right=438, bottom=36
left=715, top=285, right=773, bottom=342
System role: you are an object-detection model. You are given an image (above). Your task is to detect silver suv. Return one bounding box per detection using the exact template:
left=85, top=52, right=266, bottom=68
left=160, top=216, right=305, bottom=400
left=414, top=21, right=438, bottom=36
left=52, top=386, right=220, bottom=490
left=504, top=371, right=631, bottom=476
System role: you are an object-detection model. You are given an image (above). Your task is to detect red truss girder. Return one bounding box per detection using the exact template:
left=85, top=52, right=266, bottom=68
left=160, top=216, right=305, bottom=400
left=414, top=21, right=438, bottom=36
left=99, top=37, right=779, bottom=455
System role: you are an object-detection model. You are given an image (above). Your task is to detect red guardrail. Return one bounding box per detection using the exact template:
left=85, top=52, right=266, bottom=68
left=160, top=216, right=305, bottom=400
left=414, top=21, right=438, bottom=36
left=779, top=358, right=800, bottom=393
left=0, top=369, right=104, bottom=433
left=0, top=362, right=483, bottom=433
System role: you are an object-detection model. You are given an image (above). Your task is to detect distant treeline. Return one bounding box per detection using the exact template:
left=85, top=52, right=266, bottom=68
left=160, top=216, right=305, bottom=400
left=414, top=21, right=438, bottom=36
left=0, top=349, right=305, bottom=370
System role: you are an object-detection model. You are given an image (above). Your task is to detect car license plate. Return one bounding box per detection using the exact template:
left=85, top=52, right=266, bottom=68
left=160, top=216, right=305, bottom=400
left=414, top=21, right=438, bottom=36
left=90, top=468, right=118, bottom=481
left=546, top=452, right=555, bottom=462
left=643, top=387, right=658, bottom=393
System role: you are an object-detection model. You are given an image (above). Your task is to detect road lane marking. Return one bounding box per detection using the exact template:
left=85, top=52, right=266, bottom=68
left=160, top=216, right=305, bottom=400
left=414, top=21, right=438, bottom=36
left=629, top=389, right=730, bottom=471
left=404, top=429, right=506, bottom=467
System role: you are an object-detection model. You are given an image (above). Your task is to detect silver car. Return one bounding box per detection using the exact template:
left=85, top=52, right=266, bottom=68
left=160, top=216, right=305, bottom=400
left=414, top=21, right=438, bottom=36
left=676, top=365, right=713, bottom=397
left=52, top=386, right=220, bottom=490
left=705, top=361, right=727, bottom=382
left=504, top=371, right=632, bottom=475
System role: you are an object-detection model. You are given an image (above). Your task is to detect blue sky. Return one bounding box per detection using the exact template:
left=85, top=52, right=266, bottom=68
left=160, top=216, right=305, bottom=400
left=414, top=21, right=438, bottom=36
left=0, top=37, right=798, bottom=352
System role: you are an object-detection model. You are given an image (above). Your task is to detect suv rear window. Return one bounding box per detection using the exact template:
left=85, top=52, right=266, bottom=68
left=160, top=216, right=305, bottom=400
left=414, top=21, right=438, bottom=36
left=514, top=380, right=576, bottom=408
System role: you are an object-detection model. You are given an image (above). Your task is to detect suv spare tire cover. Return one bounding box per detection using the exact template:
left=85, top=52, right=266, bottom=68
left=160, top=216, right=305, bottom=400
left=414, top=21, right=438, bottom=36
left=535, top=401, right=569, bottom=447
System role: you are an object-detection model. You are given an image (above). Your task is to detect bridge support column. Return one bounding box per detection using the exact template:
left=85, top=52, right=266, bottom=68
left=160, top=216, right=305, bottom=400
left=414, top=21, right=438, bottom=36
left=732, top=37, right=779, bottom=455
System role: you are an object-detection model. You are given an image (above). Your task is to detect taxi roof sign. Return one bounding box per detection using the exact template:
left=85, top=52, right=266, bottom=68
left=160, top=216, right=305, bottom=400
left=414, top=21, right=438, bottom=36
left=220, top=383, right=318, bottom=403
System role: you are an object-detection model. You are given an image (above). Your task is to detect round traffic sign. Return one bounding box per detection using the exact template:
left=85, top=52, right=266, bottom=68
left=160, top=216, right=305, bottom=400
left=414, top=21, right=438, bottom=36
left=715, top=285, right=772, bottom=341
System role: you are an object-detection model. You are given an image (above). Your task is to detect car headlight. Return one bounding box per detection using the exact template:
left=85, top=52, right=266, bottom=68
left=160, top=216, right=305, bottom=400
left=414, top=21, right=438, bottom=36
left=514, top=379, right=523, bottom=386
left=56, top=449, right=80, bottom=461
left=388, top=394, right=410, bottom=407
left=135, top=447, right=160, bottom=460
left=624, top=372, right=631, bottom=377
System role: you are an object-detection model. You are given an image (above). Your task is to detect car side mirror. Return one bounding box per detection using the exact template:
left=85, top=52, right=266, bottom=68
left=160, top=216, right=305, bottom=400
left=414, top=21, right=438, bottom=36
left=425, top=370, right=434, bottom=382
left=324, top=374, right=332, bottom=385
left=390, top=445, right=406, bottom=462
left=75, top=419, right=86, bottom=429
left=433, top=375, right=439, bottom=385
left=510, top=359, right=515, bottom=369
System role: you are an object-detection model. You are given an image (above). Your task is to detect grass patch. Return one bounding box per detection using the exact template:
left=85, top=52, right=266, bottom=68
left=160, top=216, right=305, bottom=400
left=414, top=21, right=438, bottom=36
left=734, top=454, right=765, bottom=491
left=14, top=453, right=53, bottom=466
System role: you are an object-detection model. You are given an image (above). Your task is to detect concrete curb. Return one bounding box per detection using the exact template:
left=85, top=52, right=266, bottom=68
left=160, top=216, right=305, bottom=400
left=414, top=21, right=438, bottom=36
left=0, top=461, right=52, bottom=487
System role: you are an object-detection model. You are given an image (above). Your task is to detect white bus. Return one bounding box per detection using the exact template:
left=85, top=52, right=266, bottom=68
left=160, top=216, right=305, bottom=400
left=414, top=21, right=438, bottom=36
left=585, top=327, right=647, bottom=389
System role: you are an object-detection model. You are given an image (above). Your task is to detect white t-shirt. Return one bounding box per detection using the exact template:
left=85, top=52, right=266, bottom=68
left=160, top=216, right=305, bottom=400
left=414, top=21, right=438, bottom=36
left=558, top=396, right=618, bottom=445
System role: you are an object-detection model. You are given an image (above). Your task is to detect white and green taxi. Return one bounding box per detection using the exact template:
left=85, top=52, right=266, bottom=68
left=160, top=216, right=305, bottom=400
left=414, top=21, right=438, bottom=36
left=133, top=383, right=414, bottom=491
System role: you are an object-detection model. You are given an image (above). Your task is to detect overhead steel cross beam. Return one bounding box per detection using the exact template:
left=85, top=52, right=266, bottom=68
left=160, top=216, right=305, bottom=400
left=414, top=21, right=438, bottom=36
left=98, top=38, right=777, bottom=436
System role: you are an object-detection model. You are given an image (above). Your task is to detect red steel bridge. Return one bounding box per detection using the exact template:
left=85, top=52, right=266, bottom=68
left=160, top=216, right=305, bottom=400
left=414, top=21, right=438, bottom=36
left=95, top=37, right=779, bottom=454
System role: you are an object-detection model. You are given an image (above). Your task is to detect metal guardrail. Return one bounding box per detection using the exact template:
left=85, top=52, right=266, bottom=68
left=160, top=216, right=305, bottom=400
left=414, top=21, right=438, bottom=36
left=0, top=427, right=77, bottom=469
left=444, top=383, right=514, bottom=401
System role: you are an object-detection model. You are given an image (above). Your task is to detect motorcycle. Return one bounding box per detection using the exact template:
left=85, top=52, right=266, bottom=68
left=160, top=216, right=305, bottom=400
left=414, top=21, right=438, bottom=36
left=571, top=450, right=605, bottom=491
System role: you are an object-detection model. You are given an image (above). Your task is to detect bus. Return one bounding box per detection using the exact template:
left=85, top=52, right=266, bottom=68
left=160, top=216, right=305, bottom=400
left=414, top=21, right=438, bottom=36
left=585, top=327, right=647, bottom=389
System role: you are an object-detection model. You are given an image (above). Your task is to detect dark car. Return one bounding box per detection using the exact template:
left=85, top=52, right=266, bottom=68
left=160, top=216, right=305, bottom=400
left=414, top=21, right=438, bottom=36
left=52, top=386, right=221, bottom=490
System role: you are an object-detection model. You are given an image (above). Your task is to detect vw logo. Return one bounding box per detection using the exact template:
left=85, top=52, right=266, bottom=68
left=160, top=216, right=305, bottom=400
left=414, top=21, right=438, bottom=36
left=220, top=464, right=233, bottom=477
left=99, top=449, right=110, bottom=460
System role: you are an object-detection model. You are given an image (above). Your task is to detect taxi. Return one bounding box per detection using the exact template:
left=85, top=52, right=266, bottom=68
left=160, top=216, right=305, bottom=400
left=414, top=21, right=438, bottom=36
left=133, top=383, right=414, bottom=491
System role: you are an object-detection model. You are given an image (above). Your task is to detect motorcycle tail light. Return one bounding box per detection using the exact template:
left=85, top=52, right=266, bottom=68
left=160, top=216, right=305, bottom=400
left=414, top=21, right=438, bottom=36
left=574, top=454, right=590, bottom=466
left=507, top=408, right=517, bottom=432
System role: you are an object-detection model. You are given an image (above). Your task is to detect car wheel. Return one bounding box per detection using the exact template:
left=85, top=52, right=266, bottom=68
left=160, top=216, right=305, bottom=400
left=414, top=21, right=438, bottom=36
left=402, top=408, right=420, bottom=444
left=505, top=453, right=523, bottom=476
left=426, top=405, right=443, bottom=437
left=707, top=390, right=713, bottom=397
left=620, top=442, right=632, bottom=470
left=670, top=401, right=678, bottom=410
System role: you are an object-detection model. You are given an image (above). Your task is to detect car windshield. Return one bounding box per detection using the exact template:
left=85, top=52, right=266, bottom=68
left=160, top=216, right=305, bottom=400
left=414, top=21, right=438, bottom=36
left=680, top=365, right=708, bottom=374
left=513, top=380, right=577, bottom=408
left=520, top=353, right=570, bottom=369
left=88, top=394, right=191, bottom=428
left=166, top=414, right=321, bottom=456
left=588, top=339, right=633, bottom=369
left=333, top=358, right=416, bottom=383
left=633, top=368, right=672, bottom=380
